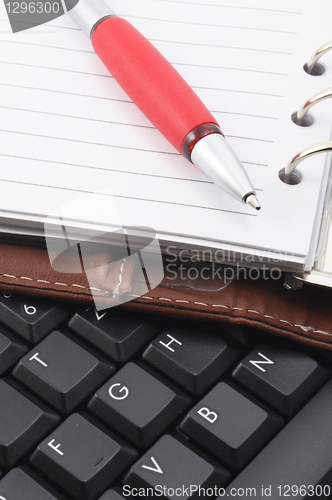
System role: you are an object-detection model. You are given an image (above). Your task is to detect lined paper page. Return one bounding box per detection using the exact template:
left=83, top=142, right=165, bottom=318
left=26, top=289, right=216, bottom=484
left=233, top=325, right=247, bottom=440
left=1, top=0, right=332, bottom=269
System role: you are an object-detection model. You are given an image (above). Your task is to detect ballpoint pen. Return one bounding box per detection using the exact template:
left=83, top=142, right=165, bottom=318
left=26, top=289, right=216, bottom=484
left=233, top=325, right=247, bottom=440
left=68, top=0, right=261, bottom=210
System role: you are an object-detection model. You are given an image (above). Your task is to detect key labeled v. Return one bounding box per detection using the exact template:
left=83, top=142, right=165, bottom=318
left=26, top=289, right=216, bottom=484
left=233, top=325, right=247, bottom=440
left=86, top=306, right=107, bottom=322
left=141, top=456, right=163, bottom=474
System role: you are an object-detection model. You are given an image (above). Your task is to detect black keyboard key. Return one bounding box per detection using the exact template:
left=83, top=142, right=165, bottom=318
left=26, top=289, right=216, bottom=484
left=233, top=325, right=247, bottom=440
left=143, top=327, right=242, bottom=395
left=0, top=326, right=28, bottom=375
left=124, top=434, right=230, bottom=497
left=0, top=378, right=60, bottom=467
left=317, top=348, right=332, bottom=365
left=232, top=344, right=331, bottom=416
left=0, top=466, right=66, bottom=499
left=88, top=361, right=191, bottom=448
left=0, top=292, right=69, bottom=344
left=223, top=378, right=332, bottom=499
left=30, top=412, right=138, bottom=500
left=13, top=330, right=115, bottom=413
left=180, top=381, right=283, bottom=470
left=69, top=307, right=159, bottom=362
left=218, top=324, right=257, bottom=347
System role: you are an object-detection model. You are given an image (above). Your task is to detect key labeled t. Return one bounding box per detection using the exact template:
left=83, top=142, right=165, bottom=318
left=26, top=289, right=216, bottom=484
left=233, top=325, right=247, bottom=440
left=29, top=352, right=48, bottom=367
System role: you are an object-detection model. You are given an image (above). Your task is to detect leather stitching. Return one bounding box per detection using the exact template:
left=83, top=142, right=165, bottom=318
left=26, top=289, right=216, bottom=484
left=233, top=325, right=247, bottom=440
left=129, top=294, right=332, bottom=337
left=1, top=272, right=331, bottom=338
left=2, top=273, right=113, bottom=295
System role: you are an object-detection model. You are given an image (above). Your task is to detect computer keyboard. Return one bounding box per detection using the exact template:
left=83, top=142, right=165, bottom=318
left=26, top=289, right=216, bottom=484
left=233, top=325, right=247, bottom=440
left=0, top=290, right=331, bottom=499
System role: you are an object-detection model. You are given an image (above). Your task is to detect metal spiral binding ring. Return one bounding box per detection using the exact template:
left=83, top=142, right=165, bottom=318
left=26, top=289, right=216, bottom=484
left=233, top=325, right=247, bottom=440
left=304, top=40, right=332, bottom=75
left=279, top=142, right=332, bottom=185
left=292, top=88, right=332, bottom=126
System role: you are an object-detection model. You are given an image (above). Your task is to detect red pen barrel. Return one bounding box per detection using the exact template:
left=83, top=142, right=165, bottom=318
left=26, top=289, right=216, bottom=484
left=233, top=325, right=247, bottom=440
left=91, top=17, right=219, bottom=153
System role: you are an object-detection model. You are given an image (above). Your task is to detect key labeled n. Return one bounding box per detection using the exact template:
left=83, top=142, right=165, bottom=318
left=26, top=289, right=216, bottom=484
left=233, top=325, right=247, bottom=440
left=249, top=352, right=274, bottom=373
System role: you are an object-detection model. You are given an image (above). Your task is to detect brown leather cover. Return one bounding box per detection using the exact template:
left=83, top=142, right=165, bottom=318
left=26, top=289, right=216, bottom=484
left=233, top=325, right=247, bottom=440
left=1, top=241, right=332, bottom=351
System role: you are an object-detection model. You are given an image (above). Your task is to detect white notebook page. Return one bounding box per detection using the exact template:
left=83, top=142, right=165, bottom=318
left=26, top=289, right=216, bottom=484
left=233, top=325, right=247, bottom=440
left=1, top=0, right=332, bottom=270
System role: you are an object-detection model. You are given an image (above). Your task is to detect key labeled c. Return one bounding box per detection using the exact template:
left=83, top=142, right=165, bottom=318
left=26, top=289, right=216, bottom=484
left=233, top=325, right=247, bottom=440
left=109, top=383, right=129, bottom=400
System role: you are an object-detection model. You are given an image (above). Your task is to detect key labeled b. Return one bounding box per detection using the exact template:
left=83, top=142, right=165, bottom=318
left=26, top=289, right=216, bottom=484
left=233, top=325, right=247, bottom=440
left=180, top=382, right=284, bottom=470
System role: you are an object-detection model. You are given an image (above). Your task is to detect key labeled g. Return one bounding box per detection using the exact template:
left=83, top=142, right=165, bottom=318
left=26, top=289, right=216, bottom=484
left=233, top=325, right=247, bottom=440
left=109, top=383, right=129, bottom=400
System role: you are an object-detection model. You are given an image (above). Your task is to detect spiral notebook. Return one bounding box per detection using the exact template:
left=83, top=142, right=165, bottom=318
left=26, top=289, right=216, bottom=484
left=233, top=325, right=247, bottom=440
left=1, top=0, right=332, bottom=272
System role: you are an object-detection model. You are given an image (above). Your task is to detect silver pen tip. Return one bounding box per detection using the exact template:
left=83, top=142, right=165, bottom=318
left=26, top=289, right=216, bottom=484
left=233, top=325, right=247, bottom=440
left=245, top=194, right=261, bottom=211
